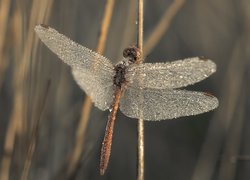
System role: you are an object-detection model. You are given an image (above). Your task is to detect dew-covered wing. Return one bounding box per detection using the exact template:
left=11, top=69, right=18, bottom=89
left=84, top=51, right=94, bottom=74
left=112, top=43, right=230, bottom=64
left=35, top=25, right=115, bottom=110
left=126, top=57, right=216, bottom=89
left=119, top=87, right=219, bottom=120
left=73, top=70, right=114, bottom=110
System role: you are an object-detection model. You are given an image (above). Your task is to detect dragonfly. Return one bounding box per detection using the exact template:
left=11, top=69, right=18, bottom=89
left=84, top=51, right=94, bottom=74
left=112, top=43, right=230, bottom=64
left=35, top=24, right=219, bottom=175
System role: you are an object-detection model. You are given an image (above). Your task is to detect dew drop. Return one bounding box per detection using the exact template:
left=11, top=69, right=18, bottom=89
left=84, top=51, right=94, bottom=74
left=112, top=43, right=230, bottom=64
left=109, top=107, right=113, bottom=112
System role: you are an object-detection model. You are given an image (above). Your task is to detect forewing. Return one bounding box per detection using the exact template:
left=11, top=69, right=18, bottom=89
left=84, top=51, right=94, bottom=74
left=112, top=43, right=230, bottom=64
left=126, top=57, right=216, bottom=89
left=35, top=25, right=114, bottom=75
left=35, top=25, right=115, bottom=110
left=119, top=87, right=219, bottom=120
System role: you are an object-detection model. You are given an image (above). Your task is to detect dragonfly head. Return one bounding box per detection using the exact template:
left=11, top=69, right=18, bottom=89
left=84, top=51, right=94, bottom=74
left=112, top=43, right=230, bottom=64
left=123, top=46, right=141, bottom=64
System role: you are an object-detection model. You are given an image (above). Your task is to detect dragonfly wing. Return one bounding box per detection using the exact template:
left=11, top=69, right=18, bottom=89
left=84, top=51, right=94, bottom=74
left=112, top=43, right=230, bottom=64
left=35, top=25, right=116, bottom=110
left=126, top=57, right=216, bottom=89
left=119, top=87, right=219, bottom=120
left=34, top=25, right=114, bottom=78
left=72, top=70, right=114, bottom=110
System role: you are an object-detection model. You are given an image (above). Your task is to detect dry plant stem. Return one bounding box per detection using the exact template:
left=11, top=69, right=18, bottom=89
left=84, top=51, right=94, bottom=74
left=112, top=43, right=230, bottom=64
left=144, top=0, right=185, bottom=56
left=137, top=0, right=144, bottom=180
left=0, top=1, right=13, bottom=179
left=191, top=33, right=248, bottom=180
left=135, top=1, right=185, bottom=178
left=21, top=81, right=50, bottom=180
left=100, top=88, right=122, bottom=175
left=96, top=0, right=115, bottom=54
left=119, top=0, right=137, bottom=55
left=0, top=22, right=21, bottom=180
left=20, top=0, right=53, bottom=179
left=137, top=0, right=144, bottom=59
left=0, top=1, right=53, bottom=180
left=0, top=0, right=10, bottom=87
left=66, top=0, right=115, bottom=176
left=0, top=0, right=10, bottom=52
left=66, top=96, right=92, bottom=175
left=0, top=113, right=17, bottom=180
left=237, top=156, right=250, bottom=161
left=217, top=88, right=245, bottom=180
left=217, top=14, right=250, bottom=180
left=137, top=118, right=144, bottom=180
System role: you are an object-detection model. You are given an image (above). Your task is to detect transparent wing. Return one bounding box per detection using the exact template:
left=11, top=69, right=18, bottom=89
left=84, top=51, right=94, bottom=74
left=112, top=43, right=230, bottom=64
left=72, top=70, right=114, bottom=110
left=119, top=87, right=219, bottom=120
left=35, top=25, right=115, bottom=110
left=34, top=25, right=115, bottom=79
left=126, top=57, right=216, bottom=89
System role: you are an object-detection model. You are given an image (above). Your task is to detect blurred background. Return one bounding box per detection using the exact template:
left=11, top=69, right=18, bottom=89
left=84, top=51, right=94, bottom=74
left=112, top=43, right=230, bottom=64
left=0, top=0, right=249, bottom=179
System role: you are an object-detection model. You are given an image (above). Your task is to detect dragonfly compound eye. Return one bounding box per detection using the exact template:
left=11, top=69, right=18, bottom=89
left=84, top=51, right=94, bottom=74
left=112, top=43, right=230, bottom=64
left=123, top=46, right=141, bottom=63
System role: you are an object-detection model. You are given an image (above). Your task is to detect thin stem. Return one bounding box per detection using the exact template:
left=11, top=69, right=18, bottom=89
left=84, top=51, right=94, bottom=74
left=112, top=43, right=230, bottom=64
left=96, top=0, right=115, bottom=54
left=137, top=118, right=144, bottom=180
left=0, top=1, right=53, bottom=179
left=236, top=156, right=250, bottom=161
left=136, top=2, right=185, bottom=178
left=144, top=0, right=185, bottom=56
left=0, top=112, right=17, bottom=180
left=191, top=29, right=248, bottom=180
left=21, top=81, right=50, bottom=180
left=119, top=0, right=137, bottom=55
left=137, top=0, right=144, bottom=180
left=0, top=0, right=10, bottom=88
left=21, top=0, right=53, bottom=178
left=0, top=1, right=12, bottom=177
left=66, top=0, right=115, bottom=176
left=137, top=0, right=143, bottom=60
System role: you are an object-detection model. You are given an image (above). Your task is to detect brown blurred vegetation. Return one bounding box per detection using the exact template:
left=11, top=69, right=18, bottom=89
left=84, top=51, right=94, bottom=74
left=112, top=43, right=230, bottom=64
left=0, top=0, right=249, bottom=180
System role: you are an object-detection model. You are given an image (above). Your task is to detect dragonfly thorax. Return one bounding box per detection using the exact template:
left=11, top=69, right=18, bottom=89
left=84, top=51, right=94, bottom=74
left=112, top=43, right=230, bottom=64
left=113, top=63, right=128, bottom=87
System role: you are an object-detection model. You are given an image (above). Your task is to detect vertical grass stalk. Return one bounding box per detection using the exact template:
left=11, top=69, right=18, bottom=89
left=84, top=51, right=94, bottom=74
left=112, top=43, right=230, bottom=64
left=137, top=0, right=144, bottom=180
left=66, top=0, right=115, bottom=176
